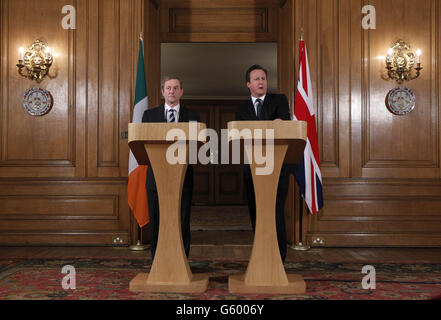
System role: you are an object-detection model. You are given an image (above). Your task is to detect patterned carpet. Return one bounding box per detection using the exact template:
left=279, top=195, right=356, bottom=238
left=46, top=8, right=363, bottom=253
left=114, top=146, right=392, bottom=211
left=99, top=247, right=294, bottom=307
left=1, top=258, right=440, bottom=300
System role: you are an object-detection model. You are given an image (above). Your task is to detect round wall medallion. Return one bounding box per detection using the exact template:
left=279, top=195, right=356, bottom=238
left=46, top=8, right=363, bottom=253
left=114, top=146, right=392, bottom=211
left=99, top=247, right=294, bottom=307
left=385, top=86, right=415, bottom=115
left=22, top=87, right=53, bottom=116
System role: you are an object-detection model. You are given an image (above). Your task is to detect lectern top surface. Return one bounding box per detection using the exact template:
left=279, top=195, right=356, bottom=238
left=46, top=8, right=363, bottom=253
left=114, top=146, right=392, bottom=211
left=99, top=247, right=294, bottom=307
left=227, top=120, right=307, bottom=141
left=128, top=122, right=207, bottom=143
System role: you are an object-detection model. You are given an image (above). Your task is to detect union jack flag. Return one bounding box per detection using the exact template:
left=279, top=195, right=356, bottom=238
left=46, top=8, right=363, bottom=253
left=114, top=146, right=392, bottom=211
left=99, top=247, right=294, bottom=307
left=293, top=39, right=323, bottom=214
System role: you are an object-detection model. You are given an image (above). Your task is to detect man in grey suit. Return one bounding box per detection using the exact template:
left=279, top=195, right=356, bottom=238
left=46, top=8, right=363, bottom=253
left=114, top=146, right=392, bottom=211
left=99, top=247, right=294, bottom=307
left=142, top=76, right=200, bottom=260
left=235, top=65, right=291, bottom=263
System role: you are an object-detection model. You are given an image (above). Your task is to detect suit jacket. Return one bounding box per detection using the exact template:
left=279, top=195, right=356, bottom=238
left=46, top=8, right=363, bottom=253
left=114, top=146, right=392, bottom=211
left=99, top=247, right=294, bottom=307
left=142, top=104, right=200, bottom=191
left=236, top=93, right=292, bottom=186
left=235, top=93, right=291, bottom=121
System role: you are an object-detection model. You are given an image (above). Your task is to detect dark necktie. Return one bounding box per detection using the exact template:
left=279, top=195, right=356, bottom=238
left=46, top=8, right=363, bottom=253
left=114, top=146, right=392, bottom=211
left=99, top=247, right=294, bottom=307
left=255, top=98, right=263, bottom=119
left=168, top=109, right=176, bottom=123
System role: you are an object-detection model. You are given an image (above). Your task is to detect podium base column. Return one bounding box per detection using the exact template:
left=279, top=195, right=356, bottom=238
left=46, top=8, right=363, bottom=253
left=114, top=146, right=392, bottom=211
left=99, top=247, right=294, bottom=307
left=129, top=273, right=209, bottom=293
left=228, top=274, right=306, bottom=294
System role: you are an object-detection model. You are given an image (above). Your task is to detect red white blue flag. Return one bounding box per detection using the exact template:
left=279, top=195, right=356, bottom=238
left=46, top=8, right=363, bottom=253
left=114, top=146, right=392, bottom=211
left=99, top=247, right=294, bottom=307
left=293, top=39, right=323, bottom=214
left=128, top=37, right=149, bottom=227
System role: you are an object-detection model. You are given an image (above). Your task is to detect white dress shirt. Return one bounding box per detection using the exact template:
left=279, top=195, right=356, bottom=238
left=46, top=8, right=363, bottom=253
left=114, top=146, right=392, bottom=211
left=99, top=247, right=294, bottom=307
left=164, top=103, right=180, bottom=122
left=251, top=95, right=266, bottom=117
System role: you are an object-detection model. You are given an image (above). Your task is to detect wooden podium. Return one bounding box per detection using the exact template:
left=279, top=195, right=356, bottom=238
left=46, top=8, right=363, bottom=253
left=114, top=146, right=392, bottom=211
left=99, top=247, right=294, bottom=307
left=227, top=120, right=307, bottom=294
left=127, top=122, right=209, bottom=293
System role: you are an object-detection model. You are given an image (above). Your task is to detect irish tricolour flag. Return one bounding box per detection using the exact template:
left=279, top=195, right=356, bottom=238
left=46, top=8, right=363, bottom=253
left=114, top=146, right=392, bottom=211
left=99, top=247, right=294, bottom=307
left=128, top=37, right=149, bottom=227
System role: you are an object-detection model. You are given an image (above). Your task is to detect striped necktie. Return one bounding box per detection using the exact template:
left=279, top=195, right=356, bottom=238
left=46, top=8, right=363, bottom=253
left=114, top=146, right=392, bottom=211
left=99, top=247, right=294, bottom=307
left=168, top=109, right=176, bottom=123
left=255, top=98, right=263, bottom=119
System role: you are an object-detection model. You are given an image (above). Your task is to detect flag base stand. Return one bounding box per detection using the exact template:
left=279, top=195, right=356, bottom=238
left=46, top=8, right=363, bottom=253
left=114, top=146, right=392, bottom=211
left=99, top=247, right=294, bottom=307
left=129, top=240, right=148, bottom=251
left=292, top=242, right=311, bottom=251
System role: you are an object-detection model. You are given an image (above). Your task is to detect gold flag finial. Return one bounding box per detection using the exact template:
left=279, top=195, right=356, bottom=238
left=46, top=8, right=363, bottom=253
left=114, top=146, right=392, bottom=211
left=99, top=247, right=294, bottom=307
left=300, top=28, right=304, bottom=41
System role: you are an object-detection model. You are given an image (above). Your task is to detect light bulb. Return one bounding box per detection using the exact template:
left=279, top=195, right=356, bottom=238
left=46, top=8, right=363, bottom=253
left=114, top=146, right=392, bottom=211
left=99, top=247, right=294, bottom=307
left=416, top=49, right=421, bottom=63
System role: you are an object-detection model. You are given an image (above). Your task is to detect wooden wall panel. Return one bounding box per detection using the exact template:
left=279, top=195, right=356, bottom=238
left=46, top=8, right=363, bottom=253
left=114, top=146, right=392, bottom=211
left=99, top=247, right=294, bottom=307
left=0, top=196, right=116, bottom=217
left=291, top=0, right=441, bottom=247
left=170, top=8, right=269, bottom=33
left=87, top=0, right=132, bottom=178
left=98, top=0, right=120, bottom=169
left=0, top=0, right=140, bottom=245
left=144, top=0, right=161, bottom=108
left=0, top=180, right=130, bottom=245
left=0, top=0, right=82, bottom=178
left=160, top=0, right=279, bottom=42
left=357, top=0, right=439, bottom=179
left=308, top=179, right=441, bottom=246
left=300, top=0, right=351, bottom=178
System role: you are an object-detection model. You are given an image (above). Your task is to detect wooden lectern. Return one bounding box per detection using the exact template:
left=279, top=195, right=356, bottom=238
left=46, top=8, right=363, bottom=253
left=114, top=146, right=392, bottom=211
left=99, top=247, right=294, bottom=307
left=227, top=120, right=307, bottom=294
left=128, top=122, right=209, bottom=293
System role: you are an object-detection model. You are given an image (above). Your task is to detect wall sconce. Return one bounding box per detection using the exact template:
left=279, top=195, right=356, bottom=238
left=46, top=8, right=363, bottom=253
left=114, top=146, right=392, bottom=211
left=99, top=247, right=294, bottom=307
left=386, top=40, right=422, bottom=84
left=16, top=40, right=53, bottom=83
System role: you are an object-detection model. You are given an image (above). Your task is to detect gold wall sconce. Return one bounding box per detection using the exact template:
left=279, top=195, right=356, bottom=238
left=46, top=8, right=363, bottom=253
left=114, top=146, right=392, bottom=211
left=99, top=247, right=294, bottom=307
left=16, top=40, right=53, bottom=83
left=386, top=40, right=422, bottom=84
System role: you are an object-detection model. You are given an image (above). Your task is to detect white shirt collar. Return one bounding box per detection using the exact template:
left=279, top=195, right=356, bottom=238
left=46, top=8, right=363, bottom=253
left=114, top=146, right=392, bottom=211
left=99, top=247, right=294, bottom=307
left=164, top=103, right=180, bottom=121
left=251, top=95, right=265, bottom=116
left=251, top=95, right=266, bottom=105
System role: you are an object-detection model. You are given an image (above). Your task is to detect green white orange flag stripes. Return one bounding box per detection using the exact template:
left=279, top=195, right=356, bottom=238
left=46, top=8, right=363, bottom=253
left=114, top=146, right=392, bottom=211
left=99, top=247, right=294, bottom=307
left=128, top=37, right=149, bottom=227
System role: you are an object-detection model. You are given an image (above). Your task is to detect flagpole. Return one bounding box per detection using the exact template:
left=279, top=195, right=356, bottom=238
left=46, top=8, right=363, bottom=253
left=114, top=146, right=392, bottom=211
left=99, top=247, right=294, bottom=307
left=293, top=28, right=310, bottom=251
left=292, top=194, right=311, bottom=251
left=129, top=34, right=148, bottom=252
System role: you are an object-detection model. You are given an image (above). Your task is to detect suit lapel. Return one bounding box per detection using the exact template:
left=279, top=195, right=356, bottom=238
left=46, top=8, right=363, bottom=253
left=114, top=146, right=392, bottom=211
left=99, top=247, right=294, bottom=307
left=247, top=99, right=258, bottom=120
left=260, top=94, right=272, bottom=120
left=178, top=105, right=186, bottom=122
left=156, top=105, right=166, bottom=122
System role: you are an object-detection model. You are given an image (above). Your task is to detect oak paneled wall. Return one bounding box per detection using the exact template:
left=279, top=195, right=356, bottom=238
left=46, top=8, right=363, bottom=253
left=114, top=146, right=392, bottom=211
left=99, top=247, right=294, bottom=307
left=0, top=0, right=142, bottom=245
left=1, top=0, right=80, bottom=178
left=294, top=0, right=441, bottom=247
left=160, top=0, right=279, bottom=42
left=355, top=0, right=438, bottom=179
left=0, top=180, right=130, bottom=245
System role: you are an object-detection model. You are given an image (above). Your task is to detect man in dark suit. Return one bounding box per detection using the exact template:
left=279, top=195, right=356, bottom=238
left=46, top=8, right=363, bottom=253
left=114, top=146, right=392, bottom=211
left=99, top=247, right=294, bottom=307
left=142, top=76, right=200, bottom=260
left=235, top=64, right=291, bottom=263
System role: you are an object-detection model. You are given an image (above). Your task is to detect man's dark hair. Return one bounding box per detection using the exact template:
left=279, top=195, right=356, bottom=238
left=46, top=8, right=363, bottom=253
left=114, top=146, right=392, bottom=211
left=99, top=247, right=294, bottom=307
left=245, top=64, right=268, bottom=83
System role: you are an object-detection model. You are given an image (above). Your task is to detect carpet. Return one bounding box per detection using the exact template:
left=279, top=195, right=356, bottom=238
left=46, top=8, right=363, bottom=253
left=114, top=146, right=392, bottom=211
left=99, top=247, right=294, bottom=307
left=0, top=258, right=440, bottom=300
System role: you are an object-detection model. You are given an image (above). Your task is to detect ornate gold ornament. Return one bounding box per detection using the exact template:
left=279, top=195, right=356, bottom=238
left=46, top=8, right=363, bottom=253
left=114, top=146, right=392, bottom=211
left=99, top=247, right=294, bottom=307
left=386, top=40, right=422, bottom=84
left=16, top=40, right=53, bottom=83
